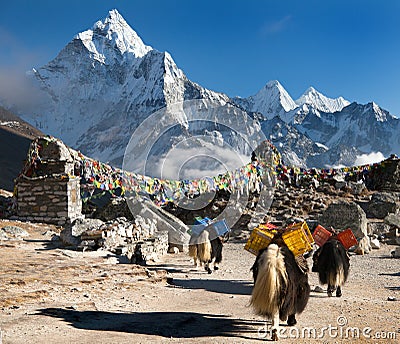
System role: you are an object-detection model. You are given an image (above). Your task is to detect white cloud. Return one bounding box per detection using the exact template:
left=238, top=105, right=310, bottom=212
left=142, top=135, right=250, bottom=180
left=354, top=152, right=385, bottom=166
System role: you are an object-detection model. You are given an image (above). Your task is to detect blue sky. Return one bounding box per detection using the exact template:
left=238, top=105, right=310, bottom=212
left=1, top=0, right=400, bottom=115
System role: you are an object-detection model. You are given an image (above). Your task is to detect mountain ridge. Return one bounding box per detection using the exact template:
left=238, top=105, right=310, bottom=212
left=1, top=8, right=399, bottom=169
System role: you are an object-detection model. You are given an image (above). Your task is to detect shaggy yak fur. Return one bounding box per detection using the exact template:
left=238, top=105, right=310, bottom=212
left=312, top=237, right=350, bottom=297
left=188, top=229, right=223, bottom=274
left=250, top=241, right=310, bottom=341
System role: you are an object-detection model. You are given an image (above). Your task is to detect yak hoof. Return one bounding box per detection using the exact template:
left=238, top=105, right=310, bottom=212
left=336, top=289, right=342, bottom=297
left=214, top=266, right=219, bottom=271
left=271, top=329, right=278, bottom=341
left=287, top=314, right=297, bottom=326
left=327, top=291, right=333, bottom=297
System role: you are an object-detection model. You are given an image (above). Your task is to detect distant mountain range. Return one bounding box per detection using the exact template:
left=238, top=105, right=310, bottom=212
left=1, top=9, right=399, bottom=170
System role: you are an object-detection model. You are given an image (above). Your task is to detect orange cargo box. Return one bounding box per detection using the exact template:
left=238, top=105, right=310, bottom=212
left=313, top=225, right=333, bottom=247
left=337, top=229, right=358, bottom=249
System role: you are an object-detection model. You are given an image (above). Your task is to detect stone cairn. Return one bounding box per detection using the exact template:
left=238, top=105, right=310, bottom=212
left=14, top=136, right=82, bottom=225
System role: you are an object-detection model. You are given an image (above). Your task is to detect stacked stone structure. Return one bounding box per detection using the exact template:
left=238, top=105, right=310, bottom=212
left=14, top=137, right=175, bottom=262
left=15, top=137, right=82, bottom=225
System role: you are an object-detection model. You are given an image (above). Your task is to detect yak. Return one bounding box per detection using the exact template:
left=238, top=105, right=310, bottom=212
left=188, top=228, right=224, bottom=274
left=250, top=239, right=310, bottom=341
left=312, top=237, right=350, bottom=297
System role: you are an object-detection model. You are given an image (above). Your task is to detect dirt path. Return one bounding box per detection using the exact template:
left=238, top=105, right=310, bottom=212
left=0, top=220, right=399, bottom=343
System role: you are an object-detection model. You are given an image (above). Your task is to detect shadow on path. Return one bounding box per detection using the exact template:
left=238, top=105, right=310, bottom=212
left=37, top=308, right=263, bottom=340
left=168, top=278, right=253, bottom=295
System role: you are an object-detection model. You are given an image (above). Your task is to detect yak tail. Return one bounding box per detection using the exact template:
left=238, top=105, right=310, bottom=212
left=188, top=244, right=197, bottom=258
left=250, top=244, right=288, bottom=317
left=327, top=265, right=345, bottom=287
left=197, top=230, right=212, bottom=263
left=317, top=239, right=350, bottom=287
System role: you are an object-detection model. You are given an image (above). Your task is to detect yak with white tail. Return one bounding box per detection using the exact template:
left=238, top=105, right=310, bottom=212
left=188, top=228, right=224, bottom=274
left=250, top=239, right=310, bottom=341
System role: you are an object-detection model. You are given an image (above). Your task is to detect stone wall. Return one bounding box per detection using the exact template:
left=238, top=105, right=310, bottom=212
left=16, top=176, right=82, bottom=225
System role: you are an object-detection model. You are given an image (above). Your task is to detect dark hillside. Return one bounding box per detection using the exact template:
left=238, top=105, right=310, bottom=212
left=0, top=106, right=44, bottom=191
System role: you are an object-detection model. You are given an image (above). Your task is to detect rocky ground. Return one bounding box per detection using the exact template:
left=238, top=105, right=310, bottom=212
left=0, top=218, right=399, bottom=344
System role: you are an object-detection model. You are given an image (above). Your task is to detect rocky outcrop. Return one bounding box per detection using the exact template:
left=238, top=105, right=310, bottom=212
left=317, top=200, right=368, bottom=239
left=367, top=192, right=399, bottom=219
left=366, top=156, right=400, bottom=191
left=0, top=225, right=29, bottom=240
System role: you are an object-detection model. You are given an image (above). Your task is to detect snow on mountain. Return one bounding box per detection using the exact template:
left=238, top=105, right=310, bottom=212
left=280, top=101, right=400, bottom=167
left=20, top=9, right=231, bottom=166
left=232, top=80, right=297, bottom=120
left=78, top=9, right=152, bottom=59
left=233, top=82, right=350, bottom=125
left=324, top=102, right=400, bottom=155
left=1, top=9, right=399, bottom=170
left=239, top=80, right=399, bottom=167
left=295, top=86, right=350, bottom=113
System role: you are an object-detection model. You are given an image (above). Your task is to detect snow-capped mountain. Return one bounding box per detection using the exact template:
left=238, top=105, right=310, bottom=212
left=295, top=86, right=350, bottom=113
left=1, top=9, right=399, bottom=170
left=21, top=9, right=230, bottom=166
left=236, top=81, right=400, bottom=167
left=233, top=80, right=297, bottom=120
left=235, top=82, right=351, bottom=123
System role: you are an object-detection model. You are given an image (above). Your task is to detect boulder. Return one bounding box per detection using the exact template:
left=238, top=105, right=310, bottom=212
left=367, top=220, right=391, bottom=236
left=348, top=181, right=367, bottom=195
left=367, top=192, right=399, bottom=219
left=93, top=196, right=134, bottom=221
left=334, top=180, right=347, bottom=190
left=318, top=200, right=368, bottom=239
left=384, top=211, right=400, bottom=228
left=60, top=218, right=104, bottom=246
left=391, top=247, right=400, bottom=257
left=127, top=198, right=190, bottom=251
left=0, top=225, right=29, bottom=239
left=370, top=237, right=381, bottom=249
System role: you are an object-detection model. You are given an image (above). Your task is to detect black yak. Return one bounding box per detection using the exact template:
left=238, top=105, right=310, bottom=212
left=250, top=240, right=310, bottom=341
left=312, top=237, right=350, bottom=297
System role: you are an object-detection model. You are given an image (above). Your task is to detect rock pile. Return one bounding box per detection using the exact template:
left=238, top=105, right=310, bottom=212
left=60, top=215, right=169, bottom=264
left=0, top=225, right=29, bottom=240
